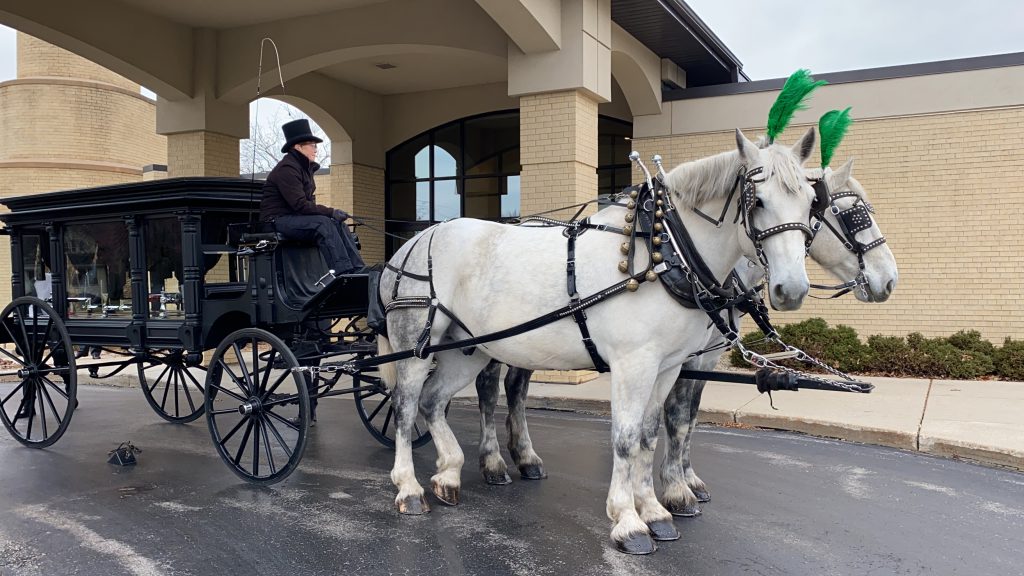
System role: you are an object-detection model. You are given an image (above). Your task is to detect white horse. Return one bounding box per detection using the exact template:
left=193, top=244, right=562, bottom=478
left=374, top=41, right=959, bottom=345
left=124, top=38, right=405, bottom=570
left=472, top=158, right=899, bottom=519
left=377, top=128, right=818, bottom=554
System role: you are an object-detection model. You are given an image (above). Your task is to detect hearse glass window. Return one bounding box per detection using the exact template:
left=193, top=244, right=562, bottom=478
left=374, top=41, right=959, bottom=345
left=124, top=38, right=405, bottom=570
left=63, top=222, right=130, bottom=318
left=21, top=232, right=52, bottom=301
left=145, top=217, right=184, bottom=320
left=201, top=211, right=248, bottom=287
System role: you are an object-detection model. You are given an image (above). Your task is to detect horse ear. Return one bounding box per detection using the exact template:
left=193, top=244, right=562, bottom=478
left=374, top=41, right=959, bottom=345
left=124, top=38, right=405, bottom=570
left=791, top=127, right=816, bottom=164
left=735, top=128, right=760, bottom=162
left=828, top=158, right=854, bottom=188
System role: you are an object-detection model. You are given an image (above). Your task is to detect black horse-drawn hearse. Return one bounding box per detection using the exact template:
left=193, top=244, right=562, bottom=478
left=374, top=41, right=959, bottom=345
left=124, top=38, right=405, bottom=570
left=0, top=177, right=423, bottom=483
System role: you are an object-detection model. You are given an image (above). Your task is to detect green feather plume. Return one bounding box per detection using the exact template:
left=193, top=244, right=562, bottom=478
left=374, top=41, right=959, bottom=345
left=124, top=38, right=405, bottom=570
left=818, top=107, right=853, bottom=168
left=766, top=69, right=827, bottom=142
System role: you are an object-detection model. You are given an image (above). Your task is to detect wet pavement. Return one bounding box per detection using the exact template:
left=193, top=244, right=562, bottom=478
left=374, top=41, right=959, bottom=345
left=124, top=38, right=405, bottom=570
left=1, top=385, right=1022, bottom=576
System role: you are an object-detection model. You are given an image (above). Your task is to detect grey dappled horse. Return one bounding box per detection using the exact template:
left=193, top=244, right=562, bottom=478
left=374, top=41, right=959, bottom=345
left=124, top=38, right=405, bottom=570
left=377, top=128, right=819, bottom=554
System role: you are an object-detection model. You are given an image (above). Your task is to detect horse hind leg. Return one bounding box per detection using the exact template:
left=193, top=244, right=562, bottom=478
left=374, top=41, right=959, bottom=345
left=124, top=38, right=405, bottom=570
left=476, top=360, right=511, bottom=485
left=386, top=346, right=434, bottom=515
left=660, top=374, right=703, bottom=517
left=504, top=367, right=547, bottom=480
left=423, top=350, right=492, bottom=506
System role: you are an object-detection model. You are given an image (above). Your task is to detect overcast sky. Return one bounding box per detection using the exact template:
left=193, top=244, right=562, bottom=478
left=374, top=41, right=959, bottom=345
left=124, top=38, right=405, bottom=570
left=1, top=1, right=1023, bottom=88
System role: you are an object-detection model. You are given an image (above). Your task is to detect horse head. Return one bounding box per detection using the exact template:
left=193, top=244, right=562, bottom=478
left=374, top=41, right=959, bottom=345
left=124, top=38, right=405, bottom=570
left=734, top=127, right=817, bottom=311
left=806, top=159, right=898, bottom=302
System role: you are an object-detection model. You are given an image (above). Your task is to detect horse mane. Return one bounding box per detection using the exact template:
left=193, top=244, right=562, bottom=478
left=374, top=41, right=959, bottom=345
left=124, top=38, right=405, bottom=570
left=662, top=142, right=807, bottom=210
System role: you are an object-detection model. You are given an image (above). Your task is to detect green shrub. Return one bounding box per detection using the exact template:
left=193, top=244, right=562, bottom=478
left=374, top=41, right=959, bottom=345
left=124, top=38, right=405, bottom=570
left=995, top=338, right=1024, bottom=381
left=863, top=335, right=912, bottom=375
left=729, top=318, right=867, bottom=373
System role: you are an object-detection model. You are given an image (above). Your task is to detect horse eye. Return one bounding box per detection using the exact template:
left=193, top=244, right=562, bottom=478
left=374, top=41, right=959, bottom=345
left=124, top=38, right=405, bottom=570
left=754, top=197, right=765, bottom=208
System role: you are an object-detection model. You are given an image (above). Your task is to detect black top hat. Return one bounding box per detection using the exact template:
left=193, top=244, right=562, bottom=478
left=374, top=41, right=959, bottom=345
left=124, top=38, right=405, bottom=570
left=280, top=119, right=323, bottom=154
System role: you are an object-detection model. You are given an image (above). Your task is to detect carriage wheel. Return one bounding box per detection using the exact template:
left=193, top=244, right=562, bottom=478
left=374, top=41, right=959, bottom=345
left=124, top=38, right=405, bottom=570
left=204, top=328, right=309, bottom=484
left=354, top=371, right=437, bottom=450
left=138, top=350, right=208, bottom=423
left=0, top=296, right=77, bottom=448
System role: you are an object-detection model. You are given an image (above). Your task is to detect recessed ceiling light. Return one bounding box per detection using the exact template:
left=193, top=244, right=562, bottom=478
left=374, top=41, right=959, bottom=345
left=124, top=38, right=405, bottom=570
left=375, top=63, right=397, bottom=70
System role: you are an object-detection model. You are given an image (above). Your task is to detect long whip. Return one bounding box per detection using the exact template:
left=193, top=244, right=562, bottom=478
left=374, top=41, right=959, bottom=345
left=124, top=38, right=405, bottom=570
left=248, top=38, right=287, bottom=227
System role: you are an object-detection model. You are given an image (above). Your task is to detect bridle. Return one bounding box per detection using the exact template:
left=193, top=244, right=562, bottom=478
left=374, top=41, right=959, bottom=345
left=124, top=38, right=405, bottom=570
left=806, top=176, right=888, bottom=298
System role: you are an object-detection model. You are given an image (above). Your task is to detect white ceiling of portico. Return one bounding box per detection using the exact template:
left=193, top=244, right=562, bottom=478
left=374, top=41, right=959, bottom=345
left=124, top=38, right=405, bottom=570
left=319, top=51, right=507, bottom=95
left=115, top=0, right=389, bottom=28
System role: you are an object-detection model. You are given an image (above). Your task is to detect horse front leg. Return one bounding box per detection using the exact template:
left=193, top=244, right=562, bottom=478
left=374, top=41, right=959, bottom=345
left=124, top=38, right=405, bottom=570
left=424, top=351, right=492, bottom=506
left=632, top=367, right=681, bottom=542
left=504, top=367, right=546, bottom=480
left=660, top=352, right=719, bottom=516
left=607, top=362, right=660, bottom=555
left=476, top=360, right=512, bottom=485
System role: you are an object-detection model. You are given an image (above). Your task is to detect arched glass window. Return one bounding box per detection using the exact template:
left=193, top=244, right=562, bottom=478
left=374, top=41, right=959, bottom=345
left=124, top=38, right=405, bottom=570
left=385, top=111, right=631, bottom=256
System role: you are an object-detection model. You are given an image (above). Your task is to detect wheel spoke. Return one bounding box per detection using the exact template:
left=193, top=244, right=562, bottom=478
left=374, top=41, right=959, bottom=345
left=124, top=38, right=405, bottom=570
left=263, top=416, right=293, bottom=458
left=259, top=350, right=277, bottom=396
left=37, top=339, right=66, bottom=370
left=251, top=338, right=262, bottom=396
left=1, top=380, right=27, bottom=406
left=28, top=311, right=39, bottom=364
left=208, top=407, right=240, bottom=416
left=262, top=394, right=299, bottom=409
left=264, top=409, right=300, bottom=432
left=180, top=369, right=197, bottom=414
left=172, top=369, right=180, bottom=417
left=181, top=366, right=206, bottom=391
left=159, top=364, right=173, bottom=411
left=217, top=414, right=249, bottom=445
left=232, top=419, right=255, bottom=466
left=206, top=380, right=248, bottom=403
left=216, top=360, right=251, bottom=396
left=232, top=343, right=256, bottom=395
left=36, top=379, right=48, bottom=439
left=381, top=404, right=394, bottom=438
left=38, top=379, right=64, bottom=428
left=40, top=377, right=70, bottom=401
left=0, top=345, right=27, bottom=367
left=259, top=419, right=277, bottom=475
left=2, top=320, right=28, bottom=362
left=252, top=418, right=261, bottom=477
left=148, top=363, right=171, bottom=394
left=24, top=384, right=35, bottom=439
left=261, top=370, right=291, bottom=401
left=366, top=396, right=389, bottom=422
left=16, top=306, right=35, bottom=364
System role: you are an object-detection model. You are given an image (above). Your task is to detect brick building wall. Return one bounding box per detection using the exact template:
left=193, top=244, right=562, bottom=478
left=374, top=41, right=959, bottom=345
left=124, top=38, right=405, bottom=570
left=632, top=105, right=1024, bottom=342
left=0, top=33, right=166, bottom=306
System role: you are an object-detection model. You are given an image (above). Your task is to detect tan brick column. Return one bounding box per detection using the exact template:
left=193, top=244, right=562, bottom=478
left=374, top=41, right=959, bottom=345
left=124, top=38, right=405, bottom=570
left=166, top=131, right=240, bottom=178
left=519, top=90, right=600, bottom=221
left=320, top=163, right=386, bottom=266
left=519, top=90, right=600, bottom=384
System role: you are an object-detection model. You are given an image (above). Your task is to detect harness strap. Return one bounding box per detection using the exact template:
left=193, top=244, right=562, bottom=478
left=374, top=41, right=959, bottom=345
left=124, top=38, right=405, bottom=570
left=566, top=220, right=610, bottom=373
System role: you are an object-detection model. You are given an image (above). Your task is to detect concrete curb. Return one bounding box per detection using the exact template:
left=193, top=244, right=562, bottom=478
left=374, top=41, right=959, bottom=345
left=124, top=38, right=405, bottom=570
left=453, top=392, right=1023, bottom=473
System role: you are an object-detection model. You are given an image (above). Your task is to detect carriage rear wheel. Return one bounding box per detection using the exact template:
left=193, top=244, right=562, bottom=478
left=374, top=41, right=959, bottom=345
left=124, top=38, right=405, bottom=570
left=138, top=350, right=208, bottom=423
left=0, top=296, right=77, bottom=448
left=204, top=328, right=309, bottom=484
left=354, top=371, right=438, bottom=450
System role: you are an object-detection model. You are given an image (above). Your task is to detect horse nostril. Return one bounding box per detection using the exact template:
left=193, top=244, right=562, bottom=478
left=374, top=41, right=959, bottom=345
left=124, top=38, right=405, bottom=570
left=773, top=284, right=786, bottom=302
left=885, top=279, right=895, bottom=296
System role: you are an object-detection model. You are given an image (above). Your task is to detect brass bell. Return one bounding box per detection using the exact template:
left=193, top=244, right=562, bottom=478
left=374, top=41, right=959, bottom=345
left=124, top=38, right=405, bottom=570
left=656, top=199, right=663, bottom=207
left=624, top=212, right=635, bottom=223
left=657, top=190, right=664, bottom=197
left=645, top=270, right=658, bottom=282
left=626, top=279, right=640, bottom=292
left=627, top=200, right=637, bottom=210
left=618, top=260, right=629, bottom=273
left=652, top=252, right=663, bottom=264
left=622, top=224, right=633, bottom=235
left=653, top=236, right=662, bottom=246
left=654, top=222, right=663, bottom=232
left=629, top=190, right=638, bottom=199
left=655, top=210, right=664, bottom=219
left=620, top=242, right=630, bottom=255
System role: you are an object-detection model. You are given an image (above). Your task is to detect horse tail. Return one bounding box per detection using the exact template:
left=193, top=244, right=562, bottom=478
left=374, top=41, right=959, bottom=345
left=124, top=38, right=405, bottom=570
left=376, top=334, right=397, bottom=390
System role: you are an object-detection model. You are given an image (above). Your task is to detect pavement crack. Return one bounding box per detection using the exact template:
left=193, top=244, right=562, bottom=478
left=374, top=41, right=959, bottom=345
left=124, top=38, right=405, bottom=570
left=916, top=379, right=934, bottom=451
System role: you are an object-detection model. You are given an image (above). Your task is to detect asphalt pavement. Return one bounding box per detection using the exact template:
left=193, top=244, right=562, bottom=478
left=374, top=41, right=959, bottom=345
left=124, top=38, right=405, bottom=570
left=1, top=385, right=1022, bottom=576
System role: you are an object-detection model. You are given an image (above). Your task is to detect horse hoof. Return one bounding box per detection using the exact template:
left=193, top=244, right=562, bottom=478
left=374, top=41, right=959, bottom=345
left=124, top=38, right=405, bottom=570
left=664, top=500, right=702, bottom=518
left=694, top=489, right=711, bottom=503
left=396, top=495, right=430, bottom=515
left=483, top=470, right=512, bottom=485
left=646, top=519, right=680, bottom=541
left=614, top=533, right=657, bottom=555
left=518, top=464, right=548, bottom=480
left=431, top=480, right=460, bottom=506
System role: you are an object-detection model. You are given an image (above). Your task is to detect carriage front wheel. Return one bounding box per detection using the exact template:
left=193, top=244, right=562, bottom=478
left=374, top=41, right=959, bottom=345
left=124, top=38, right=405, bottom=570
left=204, top=328, right=310, bottom=484
left=0, top=296, right=77, bottom=448
left=354, top=370, right=439, bottom=450
left=138, top=350, right=208, bottom=423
